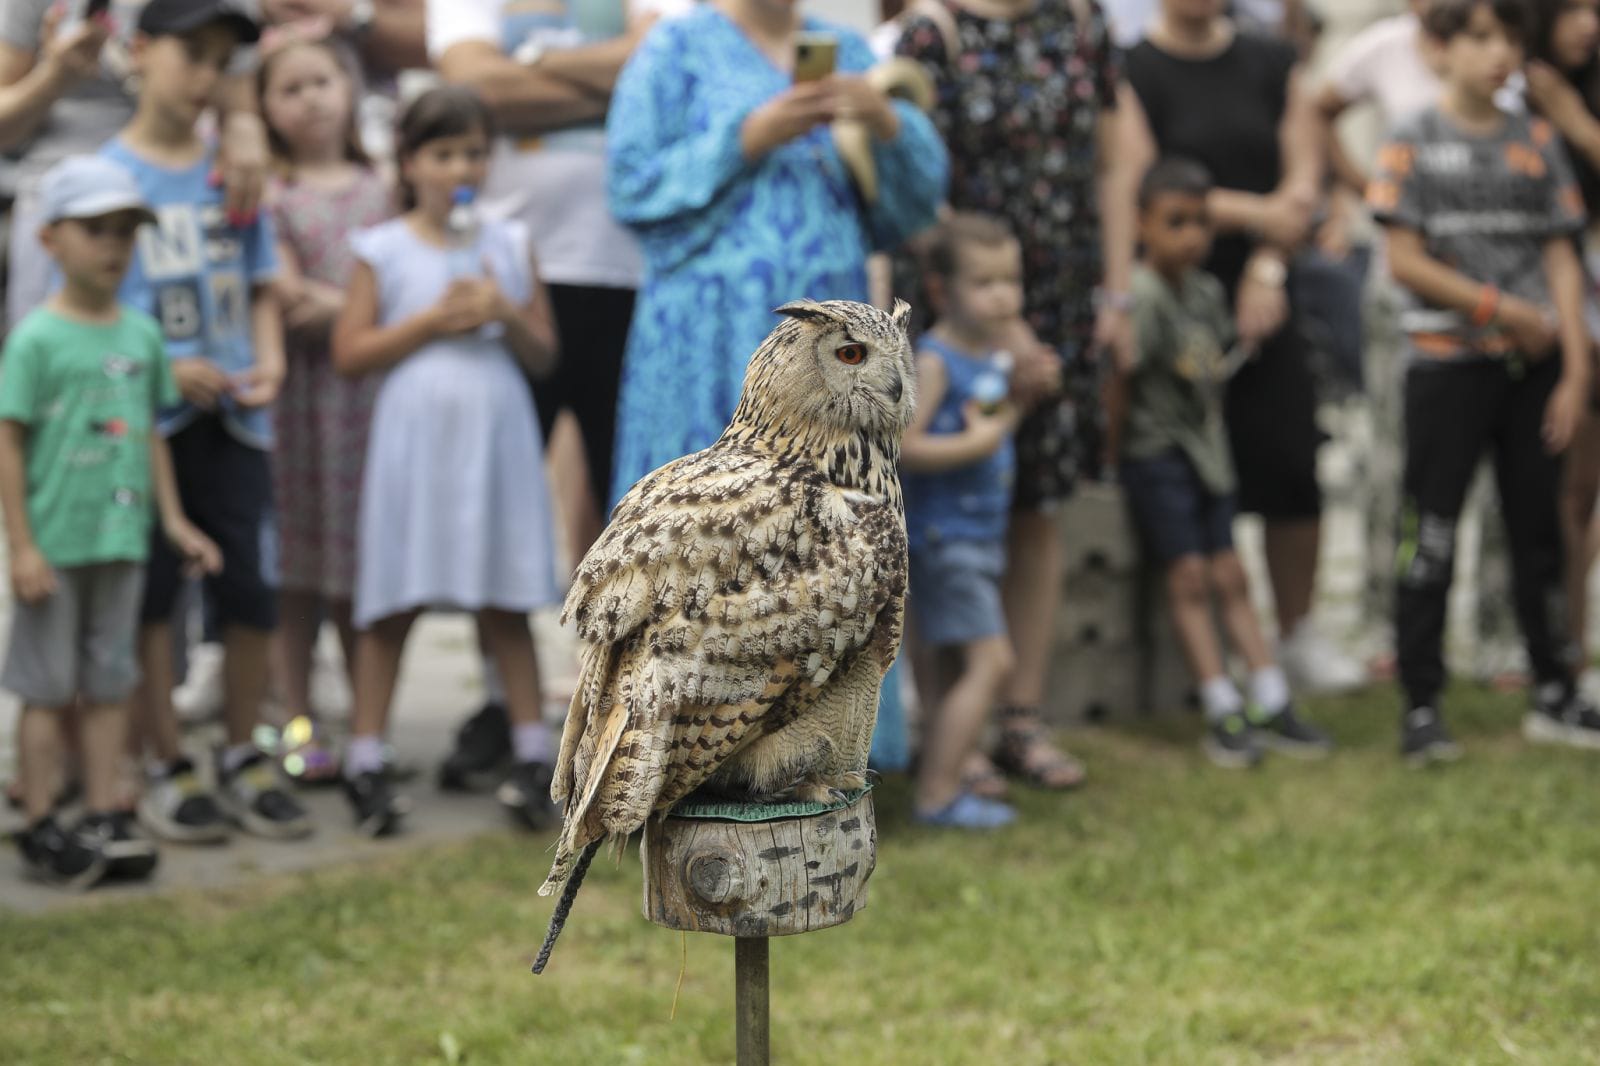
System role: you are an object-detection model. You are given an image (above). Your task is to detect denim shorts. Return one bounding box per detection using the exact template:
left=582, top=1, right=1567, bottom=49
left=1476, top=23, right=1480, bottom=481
left=908, top=538, right=1007, bottom=647
left=1121, top=450, right=1236, bottom=564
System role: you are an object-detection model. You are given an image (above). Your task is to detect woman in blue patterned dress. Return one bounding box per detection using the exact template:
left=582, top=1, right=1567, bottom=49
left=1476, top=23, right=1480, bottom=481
left=604, top=0, right=948, bottom=503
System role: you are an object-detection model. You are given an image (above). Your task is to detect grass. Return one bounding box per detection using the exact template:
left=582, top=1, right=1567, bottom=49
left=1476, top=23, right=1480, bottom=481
left=4, top=686, right=1600, bottom=1065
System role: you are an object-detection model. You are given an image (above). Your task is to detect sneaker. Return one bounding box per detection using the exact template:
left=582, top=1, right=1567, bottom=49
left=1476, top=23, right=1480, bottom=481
left=1202, top=712, right=1263, bottom=769
left=343, top=770, right=410, bottom=837
left=1523, top=687, right=1600, bottom=751
left=77, top=811, right=160, bottom=881
left=437, top=702, right=512, bottom=792
left=914, top=791, right=1017, bottom=830
left=138, top=758, right=230, bottom=844
left=1401, top=706, right=1462, bottom=767
left=1250, top=703, right=1334, bottom=759
left=219, top=754, right=313, bottom=839
left=173, top=641, right=226, bottom=724
left=496, top=760, right=561, bottom=831
left=1279, top=620, right=1368, bottom=696
left=15, top=816, right=107, bottom=890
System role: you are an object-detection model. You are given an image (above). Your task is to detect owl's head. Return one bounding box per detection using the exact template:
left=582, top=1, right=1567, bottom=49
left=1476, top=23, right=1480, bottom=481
left=737, top=298, right=917, bottom=442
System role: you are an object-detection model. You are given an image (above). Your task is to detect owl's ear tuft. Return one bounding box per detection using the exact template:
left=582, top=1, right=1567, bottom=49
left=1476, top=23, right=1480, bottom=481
left=890, top=299, right=912, bottom=335
left=775, top=299, right=837, bottom=324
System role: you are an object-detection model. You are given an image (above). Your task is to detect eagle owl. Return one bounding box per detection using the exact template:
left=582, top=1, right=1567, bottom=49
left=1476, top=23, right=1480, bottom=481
left=532, top=298, right=915, bottom=971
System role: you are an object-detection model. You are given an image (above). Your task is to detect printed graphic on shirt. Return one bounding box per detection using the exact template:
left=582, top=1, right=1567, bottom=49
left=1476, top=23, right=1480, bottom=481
left=138, top=203, right=250, bottom=347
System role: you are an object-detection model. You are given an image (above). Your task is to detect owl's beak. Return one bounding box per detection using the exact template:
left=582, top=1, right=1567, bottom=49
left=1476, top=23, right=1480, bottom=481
left=883, top=369, right=903, bottom=404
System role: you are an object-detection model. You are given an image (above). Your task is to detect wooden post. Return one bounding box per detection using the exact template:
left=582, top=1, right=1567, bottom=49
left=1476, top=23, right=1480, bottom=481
left=642, top=790, right=876, bottom=1064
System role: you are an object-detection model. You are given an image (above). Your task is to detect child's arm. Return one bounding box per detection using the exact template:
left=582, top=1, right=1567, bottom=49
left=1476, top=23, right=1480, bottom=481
left=1541, top=236, right=1591, bottom=453
left=497, top=241, right=559, bottom=378
left=332, top=259, right=448, bottom=377
left=147, top=431, right=221, bottom=576
left=275, top=237, right=345, bottom=336
left=233, top=284, right=286, bottom=408
left=1384, top=227, right=1557, bottom=354
left=0, top=420, right=53, bottom=604
left=900, top=352, right=1019, bottom=474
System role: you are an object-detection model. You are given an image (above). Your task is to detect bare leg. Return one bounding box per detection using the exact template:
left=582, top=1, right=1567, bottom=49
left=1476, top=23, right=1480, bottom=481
left=1166, top=556, right=1227, bottom=683
left=131, top=624, right=182, bottom=764
left=915, top=636, right=1015, bottom=813
left=1263, top=517, right=1320, bottom=637
left=350, top=611, right=419, bottom=742
left=477, top=609, right=543, bottom=729
left=999, top=509, right=1060, bottom=707
left=221, top=625, right=272, bottom=748
left=18, top=706, right=65, bottom=822
left=1561, top=414, right=1600, bottom=664
left=329, top=598, right=358, bottom=694
left=274, top=589, right=321, bottom=717
left=78, top=703, right=127, bottom=813
left=1212, top=551, right=1275, bottom=672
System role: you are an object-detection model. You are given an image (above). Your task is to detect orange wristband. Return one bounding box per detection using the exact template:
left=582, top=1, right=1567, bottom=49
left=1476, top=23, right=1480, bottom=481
left=1471, top=284, right=1501, bottom=328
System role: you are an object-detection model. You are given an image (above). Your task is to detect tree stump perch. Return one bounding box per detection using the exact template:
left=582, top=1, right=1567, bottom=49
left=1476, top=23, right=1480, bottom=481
left=642, top=789, right=877, bottom=1065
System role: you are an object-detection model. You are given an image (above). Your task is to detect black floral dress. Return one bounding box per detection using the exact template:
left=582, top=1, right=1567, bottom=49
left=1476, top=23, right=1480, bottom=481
left=897, top=0, right=1121, bottom=506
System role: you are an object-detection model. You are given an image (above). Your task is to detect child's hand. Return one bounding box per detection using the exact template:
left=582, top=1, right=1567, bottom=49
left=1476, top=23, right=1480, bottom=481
left=962, top=399, right=1020, bottom=452
left=431, top=277, right=506, bottom=336
left=10, top=545, right=55, bottom=605
left=172, top=359, right=230, bottom=410
left=230, top=364, right=284, bottom=408
left=1544, top=374, right=1588, bottom=454
left=166, top=518, right=223, bottom=577
left=1496, top=296, right=1558, bottom=356
left=283, top=280, right=344, bottom=333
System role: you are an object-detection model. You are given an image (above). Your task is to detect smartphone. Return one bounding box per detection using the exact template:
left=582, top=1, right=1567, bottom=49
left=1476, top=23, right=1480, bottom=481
left=793, top=32, right=838, bottom=83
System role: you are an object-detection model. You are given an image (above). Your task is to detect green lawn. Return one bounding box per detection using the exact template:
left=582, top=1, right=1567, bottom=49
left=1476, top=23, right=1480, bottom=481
left=4, top=686, right=1600, bottom=1065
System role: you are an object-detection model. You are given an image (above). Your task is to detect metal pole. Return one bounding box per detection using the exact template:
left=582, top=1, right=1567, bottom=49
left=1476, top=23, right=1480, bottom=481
left=735, top=936, right=770, bottom=1066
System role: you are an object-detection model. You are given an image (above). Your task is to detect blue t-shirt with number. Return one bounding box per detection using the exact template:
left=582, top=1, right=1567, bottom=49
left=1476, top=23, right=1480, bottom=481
left=100, top=137, right=278, bottom=448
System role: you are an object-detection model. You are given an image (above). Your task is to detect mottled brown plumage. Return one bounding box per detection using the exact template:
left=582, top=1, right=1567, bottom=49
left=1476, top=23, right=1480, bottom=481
left=539, top=299, right=916, bottom=900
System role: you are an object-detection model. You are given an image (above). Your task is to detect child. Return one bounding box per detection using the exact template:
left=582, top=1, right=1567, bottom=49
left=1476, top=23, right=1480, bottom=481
left=902, top=213, right=1025, bottom=830
left=331, top=86, right=560, bottom=837
left=105, top=0, right=311, bottom=839
left=1368, top=0, right=1600, bottom=764
left=259, top=27, right=391, bottom=783
left=0, top=155, right=219, bottom=887
left=1116, top=158, right=1332, bottom=769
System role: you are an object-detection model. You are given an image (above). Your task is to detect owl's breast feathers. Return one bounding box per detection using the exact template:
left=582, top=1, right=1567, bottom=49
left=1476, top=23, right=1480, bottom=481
left=539, top=438, right=906, bottom=895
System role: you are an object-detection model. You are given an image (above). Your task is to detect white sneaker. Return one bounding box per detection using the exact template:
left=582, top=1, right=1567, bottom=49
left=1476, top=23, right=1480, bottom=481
left=173, top=642, right=225, bottom=724
left=1280, top=619, right=1369, bottom=695
left=309, top=649, right=352, bottom=723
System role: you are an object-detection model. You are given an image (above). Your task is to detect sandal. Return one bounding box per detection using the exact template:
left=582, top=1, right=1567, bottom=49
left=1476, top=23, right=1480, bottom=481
left=994, top=711, right=1087, bottom=791
left=960, top=752, right=1010, bottom=801
left=914, top=791, right=1016, bottom=830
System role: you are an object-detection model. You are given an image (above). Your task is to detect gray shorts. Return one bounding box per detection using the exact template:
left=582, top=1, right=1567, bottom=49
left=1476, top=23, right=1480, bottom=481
left=1, top=562, right=145, bottom=707
left=908, top=538, right=1008, bottom=648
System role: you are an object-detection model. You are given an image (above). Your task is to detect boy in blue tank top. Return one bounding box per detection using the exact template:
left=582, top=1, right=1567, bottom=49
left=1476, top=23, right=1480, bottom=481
left=902, top=213, right=1025, bottom=830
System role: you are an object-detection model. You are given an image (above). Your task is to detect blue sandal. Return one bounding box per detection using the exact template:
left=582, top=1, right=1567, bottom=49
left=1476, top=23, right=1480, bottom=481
left=915, top=791, right=1017, bottom=830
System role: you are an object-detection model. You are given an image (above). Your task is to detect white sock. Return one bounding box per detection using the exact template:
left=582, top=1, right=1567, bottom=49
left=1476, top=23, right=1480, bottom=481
left=513, top=721, right=553, bottom=765
left=221, top=743, right=257, bottom=776
left=1200, top=676, right=1244, bottom=722
left=1249, top=665, right=1291, bottom=715
left=344, top=734, right=386, bottom=778
left=482, top=660, right=507, bottom=705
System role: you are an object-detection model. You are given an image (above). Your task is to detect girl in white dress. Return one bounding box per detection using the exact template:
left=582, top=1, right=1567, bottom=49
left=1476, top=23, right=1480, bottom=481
left=332, top=87, right=560, bottom=836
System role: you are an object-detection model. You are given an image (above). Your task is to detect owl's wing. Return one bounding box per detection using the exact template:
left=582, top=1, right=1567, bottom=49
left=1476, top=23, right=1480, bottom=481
left=540, top=444, right=905, bottom=895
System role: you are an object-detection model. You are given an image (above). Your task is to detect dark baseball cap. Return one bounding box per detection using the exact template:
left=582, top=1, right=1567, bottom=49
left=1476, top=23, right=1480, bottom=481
left=137, top=0, right=261, bottom=43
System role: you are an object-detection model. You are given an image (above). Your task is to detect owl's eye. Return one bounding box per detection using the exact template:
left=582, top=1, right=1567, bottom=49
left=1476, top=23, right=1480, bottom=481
left=835, top=343, right=867, bottom=365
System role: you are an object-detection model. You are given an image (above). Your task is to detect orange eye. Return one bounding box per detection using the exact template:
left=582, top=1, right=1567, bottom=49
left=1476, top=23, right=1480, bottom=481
left=836, top=343, right=867, bottom=365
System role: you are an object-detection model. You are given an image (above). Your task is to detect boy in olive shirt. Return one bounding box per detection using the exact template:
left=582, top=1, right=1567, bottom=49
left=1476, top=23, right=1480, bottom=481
left=1116, top=158, right=1331, bottom=770
left=0, top=155, right=217, bottom=889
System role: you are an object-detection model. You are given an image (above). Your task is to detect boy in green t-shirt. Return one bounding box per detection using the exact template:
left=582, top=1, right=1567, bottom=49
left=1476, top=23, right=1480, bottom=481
left=1114, top=158, right=1332, bottom=770
left=0, top=155, right=218, bottom=890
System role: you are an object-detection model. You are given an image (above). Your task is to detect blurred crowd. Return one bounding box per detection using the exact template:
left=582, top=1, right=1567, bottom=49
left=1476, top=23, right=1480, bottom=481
left=5, top=0, right=1600, bottom=888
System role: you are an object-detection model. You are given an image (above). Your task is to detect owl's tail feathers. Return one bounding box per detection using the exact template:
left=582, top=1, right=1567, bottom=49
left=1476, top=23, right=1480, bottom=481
left=531, top=839, right=602, bottom=975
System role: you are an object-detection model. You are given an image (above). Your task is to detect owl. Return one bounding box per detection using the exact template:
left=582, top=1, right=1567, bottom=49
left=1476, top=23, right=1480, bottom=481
left=531, top=299, right=916, bottom=972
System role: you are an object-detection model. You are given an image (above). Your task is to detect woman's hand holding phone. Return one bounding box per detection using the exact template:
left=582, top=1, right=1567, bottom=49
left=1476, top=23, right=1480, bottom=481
left=739, top=81, right=838, bottom=161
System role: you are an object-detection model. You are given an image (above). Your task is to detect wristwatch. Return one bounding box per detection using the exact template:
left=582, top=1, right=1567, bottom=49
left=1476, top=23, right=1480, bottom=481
left=1248, top=254, right=1288, bottom=288
left=347, top=0, right=375, bottom=37
left=515, top=38, right=549, bottom=67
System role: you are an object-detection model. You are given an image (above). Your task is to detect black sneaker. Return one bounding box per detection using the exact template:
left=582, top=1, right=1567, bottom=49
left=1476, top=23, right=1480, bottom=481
left=16, top=816, right=107, bottom=890
left=1201, top=712, right=1263, bottom=769
left=138, top=758, right=230, bottom=844
left=78, top=811, right=160, bottom=881
left=1524, top=687, right=1600, bottom=751
left=219, top=754, right=313, bottom=840
left=438, top=702, right=512, bottom=792
left=343, top=770, right=410, bottom=837
left=1250, top=702, right=1334, bottom=759
left=496, top=760, right=561, bottom=830
left=1401, top=706, right=1462, bottom=767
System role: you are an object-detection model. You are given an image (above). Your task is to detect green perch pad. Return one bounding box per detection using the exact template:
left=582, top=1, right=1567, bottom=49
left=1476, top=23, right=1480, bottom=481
left=666, top=785, right=873, bottom=823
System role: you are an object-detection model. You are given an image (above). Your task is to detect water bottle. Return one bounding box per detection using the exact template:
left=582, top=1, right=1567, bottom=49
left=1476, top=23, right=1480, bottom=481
left=972, top=350, right=1014, bottom=414
left=446, top=186, right=478, bottom=279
